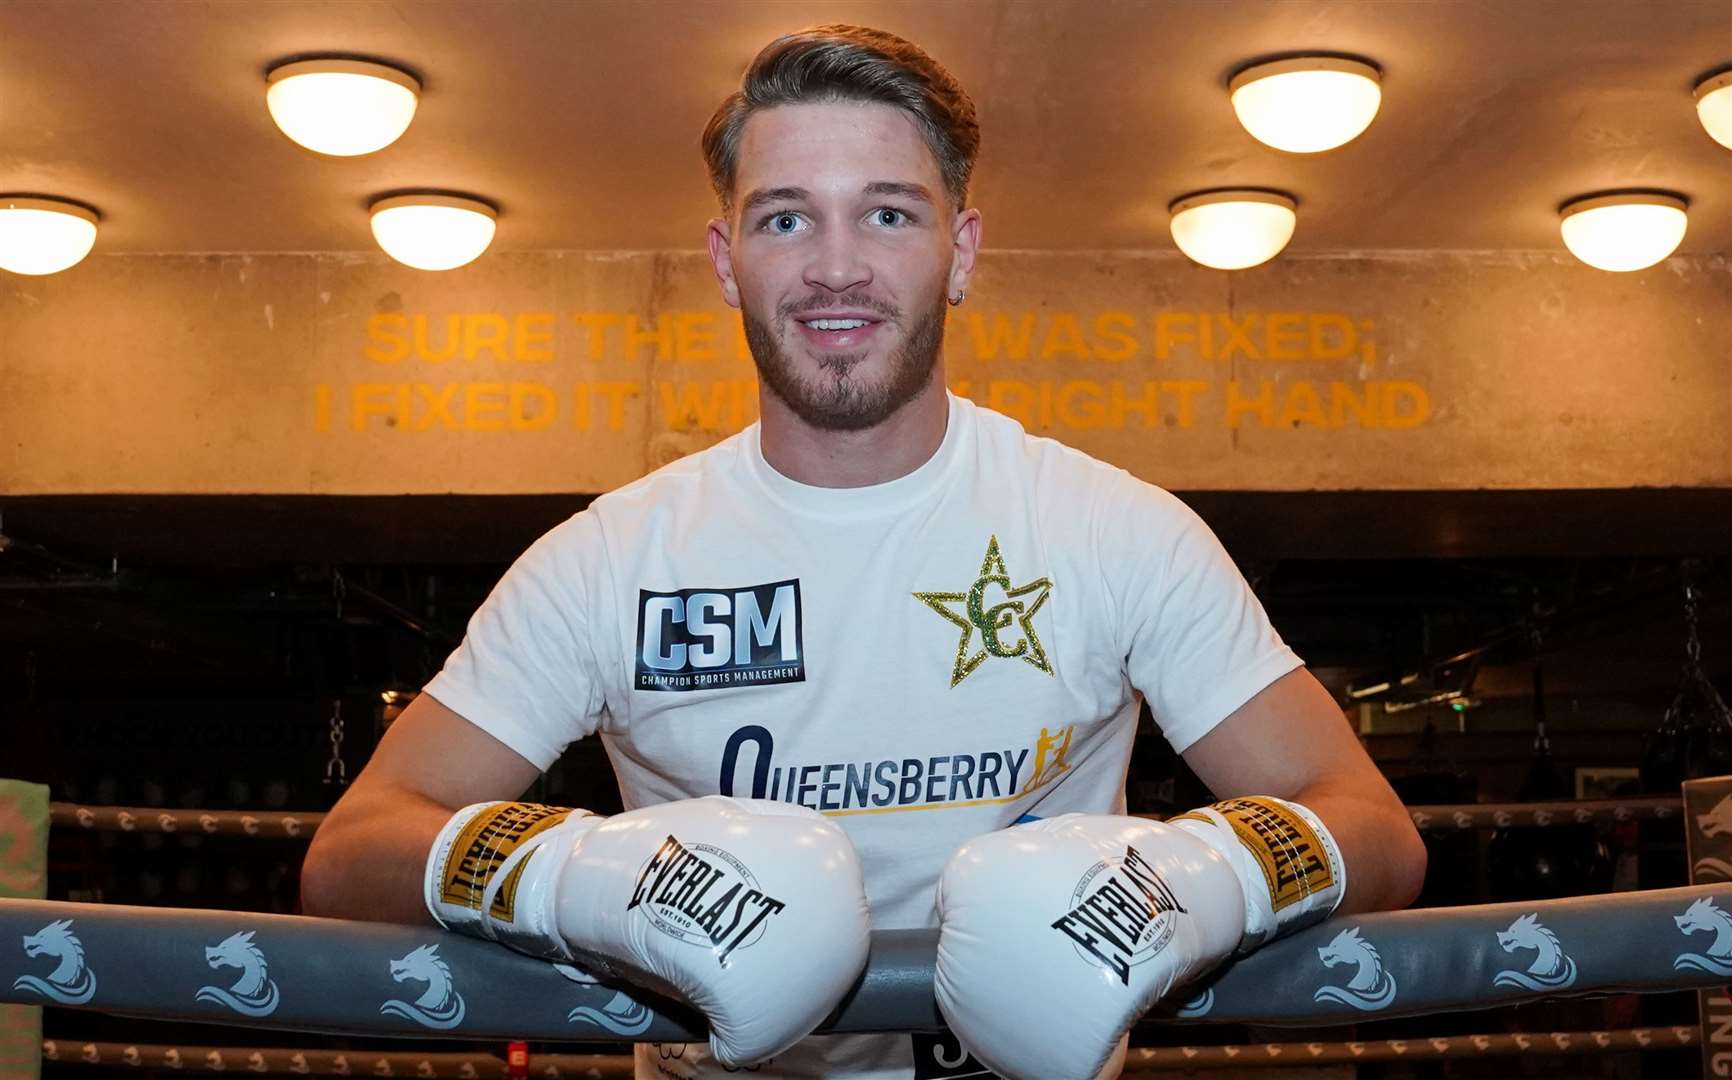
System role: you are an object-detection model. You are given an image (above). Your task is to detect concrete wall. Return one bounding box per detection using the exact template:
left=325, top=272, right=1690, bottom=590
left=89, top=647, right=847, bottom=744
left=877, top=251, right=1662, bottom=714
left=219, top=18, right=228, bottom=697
left=2, top=250, right=1727, bottom=494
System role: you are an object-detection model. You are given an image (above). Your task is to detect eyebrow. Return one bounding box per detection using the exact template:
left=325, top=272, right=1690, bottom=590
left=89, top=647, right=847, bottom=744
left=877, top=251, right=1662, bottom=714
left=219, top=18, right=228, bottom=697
left=739, top=181, right=937, bottom=214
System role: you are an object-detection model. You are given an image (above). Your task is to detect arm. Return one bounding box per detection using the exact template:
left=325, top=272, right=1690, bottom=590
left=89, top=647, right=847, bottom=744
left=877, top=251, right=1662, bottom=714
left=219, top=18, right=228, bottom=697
left=298, top=690, right=542, bottom=925
left=1101, top=477, right=1423, bottom=916
left=299, top=686, right=873, bottom=1068
left=1180, top=666, right=1427, bottom=915
left=301, top=512, right=598, bottom=926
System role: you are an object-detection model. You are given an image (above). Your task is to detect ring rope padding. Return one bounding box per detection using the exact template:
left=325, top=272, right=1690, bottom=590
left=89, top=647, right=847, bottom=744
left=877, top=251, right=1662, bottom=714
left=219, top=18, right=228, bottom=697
left=4, top=884, right=1732, bottom=1038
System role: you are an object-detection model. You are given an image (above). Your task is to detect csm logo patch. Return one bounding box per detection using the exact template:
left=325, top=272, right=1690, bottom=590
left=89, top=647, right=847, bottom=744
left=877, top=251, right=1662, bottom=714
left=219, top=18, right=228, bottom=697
left=635, top=579, right=805, bottom=692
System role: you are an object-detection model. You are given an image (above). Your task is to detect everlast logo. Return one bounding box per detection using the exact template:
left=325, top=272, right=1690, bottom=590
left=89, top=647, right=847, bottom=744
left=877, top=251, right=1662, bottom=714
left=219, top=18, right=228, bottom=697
left=1051, top=846, right=1186, bottom=985
left=439, top=803, right=571, bottom=916
left=635, top=580, right=805, bottom=692
left=1202, top=798, right=1335, bottom=912
left=628, top=835, right=786, bottom=966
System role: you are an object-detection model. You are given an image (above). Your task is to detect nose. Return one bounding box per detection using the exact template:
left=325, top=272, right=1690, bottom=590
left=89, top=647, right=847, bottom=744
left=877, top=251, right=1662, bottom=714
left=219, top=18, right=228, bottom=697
left=801, top=223, right=872, bottom=296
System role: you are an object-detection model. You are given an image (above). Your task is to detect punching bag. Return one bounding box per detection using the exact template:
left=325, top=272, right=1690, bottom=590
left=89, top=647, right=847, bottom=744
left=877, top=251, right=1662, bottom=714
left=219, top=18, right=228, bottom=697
left=1640, top=582, right=1732, bottom=793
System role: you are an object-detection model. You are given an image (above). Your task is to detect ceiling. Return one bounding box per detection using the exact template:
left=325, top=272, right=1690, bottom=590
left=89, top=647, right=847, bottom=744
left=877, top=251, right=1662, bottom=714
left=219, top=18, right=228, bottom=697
left=1, top=0, right=1729, bottom=256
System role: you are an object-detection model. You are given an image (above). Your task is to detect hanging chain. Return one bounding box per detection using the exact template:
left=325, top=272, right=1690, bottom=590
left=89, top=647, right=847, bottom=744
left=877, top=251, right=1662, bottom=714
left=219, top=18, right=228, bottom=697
left=324, top=698, right=348, bottom=786
left=1529, top=622, right=1550, bottom=755
left=1684, top=582, right=1703, bottom=672
left=1668, top=572, right=1732, bottom=731
left=326, top=568, right=351, bottom=785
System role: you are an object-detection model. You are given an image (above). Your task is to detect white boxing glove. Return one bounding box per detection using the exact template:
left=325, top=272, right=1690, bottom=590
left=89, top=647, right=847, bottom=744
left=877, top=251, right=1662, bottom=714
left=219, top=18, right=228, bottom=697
left=424, top=795, right=871, bottom=1066
left=935, top=798, right=1343, bottom=1080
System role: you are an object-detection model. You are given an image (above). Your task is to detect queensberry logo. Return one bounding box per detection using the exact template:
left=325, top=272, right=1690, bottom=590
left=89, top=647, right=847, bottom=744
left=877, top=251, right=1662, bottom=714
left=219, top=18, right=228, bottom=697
left=634, top=579, right=805, bottom=692
left=719, top=723, right=1075, bottom=815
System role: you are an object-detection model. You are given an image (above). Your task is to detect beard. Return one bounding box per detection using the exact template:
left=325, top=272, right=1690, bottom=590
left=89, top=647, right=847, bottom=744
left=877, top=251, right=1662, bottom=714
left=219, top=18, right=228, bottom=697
left=743, top=290, right=946, bottom=432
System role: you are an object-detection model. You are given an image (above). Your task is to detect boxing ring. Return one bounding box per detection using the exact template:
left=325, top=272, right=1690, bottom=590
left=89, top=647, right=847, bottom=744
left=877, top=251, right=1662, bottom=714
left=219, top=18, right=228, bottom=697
left=10, top=792, right=1730, bottom=1073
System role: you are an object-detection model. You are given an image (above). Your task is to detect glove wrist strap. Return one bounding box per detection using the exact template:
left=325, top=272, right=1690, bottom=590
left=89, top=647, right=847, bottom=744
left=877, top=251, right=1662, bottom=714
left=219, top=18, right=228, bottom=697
left=424, top=800, right=598, bottom=960
left=1169, top=795, right=1345, bottom=955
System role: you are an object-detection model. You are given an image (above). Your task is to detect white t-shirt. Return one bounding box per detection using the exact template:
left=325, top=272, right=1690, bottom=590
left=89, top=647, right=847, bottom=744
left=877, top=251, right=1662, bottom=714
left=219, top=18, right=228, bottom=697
left=425, top=392, right=1301, bottom=1079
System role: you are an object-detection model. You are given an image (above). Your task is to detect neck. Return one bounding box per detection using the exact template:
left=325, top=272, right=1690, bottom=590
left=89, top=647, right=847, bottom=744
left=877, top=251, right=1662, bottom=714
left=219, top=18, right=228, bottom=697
left=758, top=371, right=949, bottom=488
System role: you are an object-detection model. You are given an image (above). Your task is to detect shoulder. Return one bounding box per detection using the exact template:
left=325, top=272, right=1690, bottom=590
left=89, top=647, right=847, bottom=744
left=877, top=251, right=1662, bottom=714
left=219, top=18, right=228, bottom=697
left=587, top=429, right=750, bottom=521
left=961, top=396, right=1187, bottom=519
left=518, top=431, right=749, bottom=564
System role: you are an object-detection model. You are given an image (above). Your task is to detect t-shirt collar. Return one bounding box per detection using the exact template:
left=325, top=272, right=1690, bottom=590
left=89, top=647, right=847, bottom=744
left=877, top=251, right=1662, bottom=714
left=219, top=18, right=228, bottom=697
left=744, top=391, right=968, bottom=517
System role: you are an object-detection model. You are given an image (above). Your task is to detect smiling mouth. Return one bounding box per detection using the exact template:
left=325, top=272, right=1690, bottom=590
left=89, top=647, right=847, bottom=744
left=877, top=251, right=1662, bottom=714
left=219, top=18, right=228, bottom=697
left=795, top=315, right=884, bottom=350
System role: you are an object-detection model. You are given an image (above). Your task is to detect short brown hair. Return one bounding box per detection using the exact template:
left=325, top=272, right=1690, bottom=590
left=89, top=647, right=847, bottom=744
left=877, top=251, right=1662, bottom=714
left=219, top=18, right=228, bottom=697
left=701, top=24, right=980, bottom=216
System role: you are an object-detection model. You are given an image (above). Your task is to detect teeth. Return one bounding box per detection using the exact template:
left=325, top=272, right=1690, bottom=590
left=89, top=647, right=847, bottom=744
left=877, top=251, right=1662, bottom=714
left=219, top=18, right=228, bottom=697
left=807, top=318, right=869, bottom=331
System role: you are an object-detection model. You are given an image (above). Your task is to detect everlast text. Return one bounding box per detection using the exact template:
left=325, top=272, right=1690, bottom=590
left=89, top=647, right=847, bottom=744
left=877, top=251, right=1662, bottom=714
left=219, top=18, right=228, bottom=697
left=628, top=834, right=786, bottom=966
left=1051, top=846, right=1187, bottom=985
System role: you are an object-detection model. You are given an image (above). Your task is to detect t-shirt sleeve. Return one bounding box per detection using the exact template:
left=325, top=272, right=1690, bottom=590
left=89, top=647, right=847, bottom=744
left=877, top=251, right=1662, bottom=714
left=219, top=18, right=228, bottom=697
left=1101, top=473, right=1302, bottom=753
left=422, top=511, right=607, bottom=771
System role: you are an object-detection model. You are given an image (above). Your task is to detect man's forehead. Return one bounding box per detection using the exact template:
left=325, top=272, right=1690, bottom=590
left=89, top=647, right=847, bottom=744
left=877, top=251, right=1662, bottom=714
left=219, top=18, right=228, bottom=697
left=733, top=101, right=943, bottom=202
left=739, top=98, right=922, bottom=140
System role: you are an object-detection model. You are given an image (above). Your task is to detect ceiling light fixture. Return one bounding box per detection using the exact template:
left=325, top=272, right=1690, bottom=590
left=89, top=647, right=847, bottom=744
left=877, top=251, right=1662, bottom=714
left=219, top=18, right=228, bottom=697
left=1695, top=69, right=1732, bottom=150
left=1229, top=56, right=1382, bottom=153
left=1558, top=192, right=1688, bottom=272
left=369, top=193, right=498, bottom=271
left=0, top=196, right=100, bottom=275
left=266, top=58, right=421, bottom=156
left=1168, top=190, right=1297, bottom=270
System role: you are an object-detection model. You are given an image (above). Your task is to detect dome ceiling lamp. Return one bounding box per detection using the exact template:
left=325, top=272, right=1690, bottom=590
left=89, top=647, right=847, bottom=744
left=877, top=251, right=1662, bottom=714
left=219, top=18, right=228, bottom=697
left=1228, top=56, right=1383, bottom=153
left=1558, top=191, right=1688, bottom=273
left=266, top=57, right=422, bottom=157
left=369, top=193, right=498, bottom=271
left=1168, top=189, right=1298, bottom=270
left=0, top=196, right=100, bottom=275
left=1694, top=68, right=1732, bottom=150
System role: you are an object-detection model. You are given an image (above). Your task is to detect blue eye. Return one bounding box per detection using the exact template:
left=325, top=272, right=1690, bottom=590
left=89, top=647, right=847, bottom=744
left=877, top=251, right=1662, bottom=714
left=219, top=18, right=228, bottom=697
left=758, top=208, right=910, bottom=233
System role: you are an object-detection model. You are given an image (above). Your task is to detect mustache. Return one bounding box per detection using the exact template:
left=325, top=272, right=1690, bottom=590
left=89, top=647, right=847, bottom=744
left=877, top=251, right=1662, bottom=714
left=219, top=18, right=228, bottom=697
left=781, top=294, right=900, bottom=321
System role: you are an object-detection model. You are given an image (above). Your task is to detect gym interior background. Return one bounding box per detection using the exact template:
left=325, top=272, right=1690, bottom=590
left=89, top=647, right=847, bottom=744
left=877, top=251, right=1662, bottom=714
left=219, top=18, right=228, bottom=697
left=3, top=1, right=1731, bottom=1077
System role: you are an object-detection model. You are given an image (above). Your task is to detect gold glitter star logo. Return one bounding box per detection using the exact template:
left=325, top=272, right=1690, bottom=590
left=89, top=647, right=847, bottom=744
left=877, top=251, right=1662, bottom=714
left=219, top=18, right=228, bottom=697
left=914, top=536, right=1054, bottom=688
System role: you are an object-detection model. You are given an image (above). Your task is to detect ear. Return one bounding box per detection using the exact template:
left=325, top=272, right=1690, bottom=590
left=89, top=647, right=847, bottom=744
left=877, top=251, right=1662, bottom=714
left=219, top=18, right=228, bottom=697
left=706, top=218, right=741, bottom=309
left=947, top=207, right=982, bottom=303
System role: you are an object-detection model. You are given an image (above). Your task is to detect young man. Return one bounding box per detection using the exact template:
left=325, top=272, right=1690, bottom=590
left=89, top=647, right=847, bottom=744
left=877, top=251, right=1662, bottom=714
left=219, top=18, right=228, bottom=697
left=301, top=24, right=1426, bottom=1080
